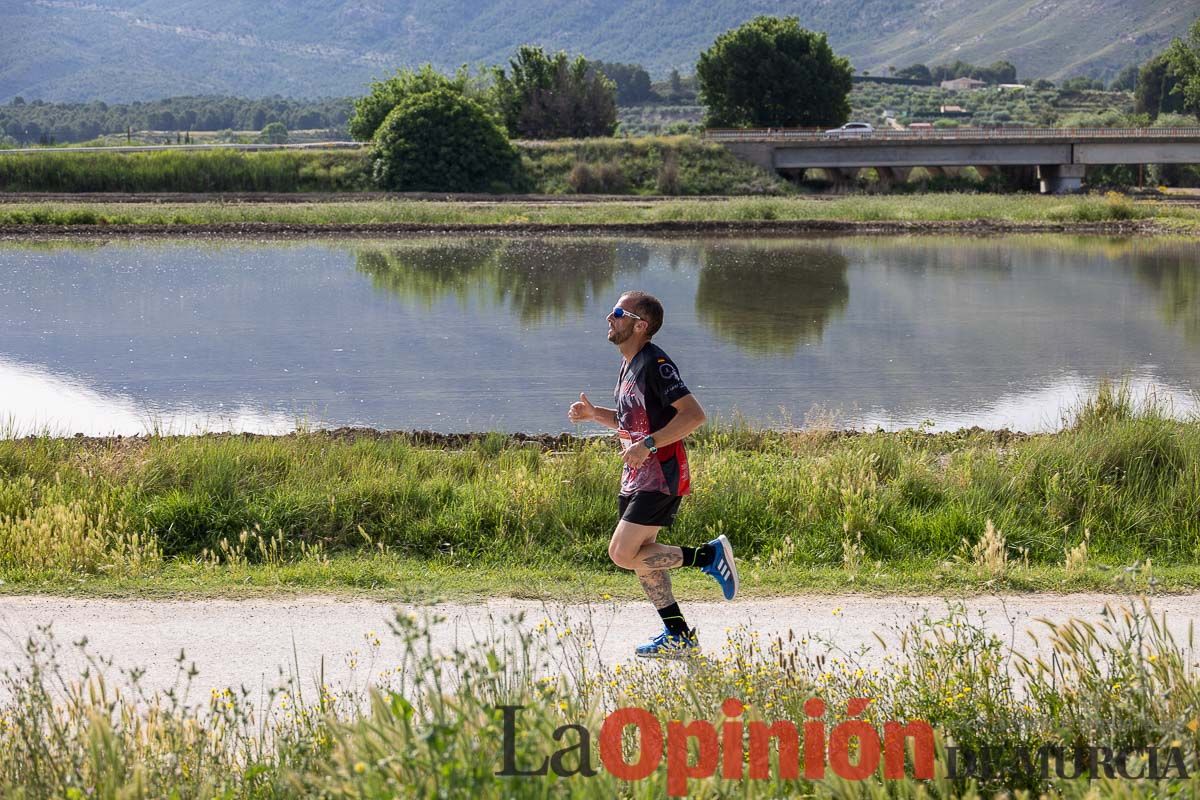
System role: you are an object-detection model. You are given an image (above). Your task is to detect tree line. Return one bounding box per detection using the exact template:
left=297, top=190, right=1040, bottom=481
left=354, top=19, right=855, bottom=191
left=893, top=60, right=1018, bottom=85
left=5, top=13, right=1198, bottom=155
left=0, top=62, right=676, bottom=145
left=0, top=95, right=352, bottom=145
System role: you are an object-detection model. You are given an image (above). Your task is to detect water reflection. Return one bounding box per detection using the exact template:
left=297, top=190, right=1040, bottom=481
left=696, top=241, right=849, bottom=355
left=355, top=239, right=639, bottom=324
left=0, top=235, right=1198, bottom=435
left=1133, top=248, right=1200, bottom=344
left=856, top=373, right=1199, bottom=433
left=0, top=356, right=294, bottom=437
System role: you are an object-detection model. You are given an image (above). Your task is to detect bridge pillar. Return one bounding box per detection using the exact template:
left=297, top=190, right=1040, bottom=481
left=924, top=166, right=966, bottom=179
left=1037, top=164, right=1086, bottom=194
left=819, top=167, right=860, bottom=190
left=975, top=165, right=996, bottom=179
left=874, top=166, right=911, bottom=187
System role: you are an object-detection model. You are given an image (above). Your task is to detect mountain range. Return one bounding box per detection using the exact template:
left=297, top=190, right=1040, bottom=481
left=3, top=0, right=1193, bottom=102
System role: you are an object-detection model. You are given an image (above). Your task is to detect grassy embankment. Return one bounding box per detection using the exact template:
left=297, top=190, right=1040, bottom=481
left=1, top=193, right=1198, bottom=229
left=0, top=595, right=1197, bottom=798
left=0, top=136, right=787, bottom=195
left=1, top=386, right=1198, bottom=598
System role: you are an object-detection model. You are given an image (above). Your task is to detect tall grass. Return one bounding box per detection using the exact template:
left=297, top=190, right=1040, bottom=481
left=0, top=598, right=1197, bottom=796
left=0, top=194, right=1195, bottom=228
left=0, top=386, right=1199, bottom=579
left=0, top=149, right=372, bottom=192
left=521, top=135, right=788, bottom=195
left=0, top=136, right=786, bottom=196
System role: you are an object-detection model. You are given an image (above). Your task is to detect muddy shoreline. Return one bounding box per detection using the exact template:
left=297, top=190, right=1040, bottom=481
left=0, top=218, right=1177, bottom=240
left=15, top=426, right=1032, bottom=451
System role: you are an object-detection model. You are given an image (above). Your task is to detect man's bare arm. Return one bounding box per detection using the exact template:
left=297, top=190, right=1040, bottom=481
left=649, top=394, right=706, bottom=446
left=568, top=392, right=620, bottom=430
left=587, top=405, right=620, bottom=430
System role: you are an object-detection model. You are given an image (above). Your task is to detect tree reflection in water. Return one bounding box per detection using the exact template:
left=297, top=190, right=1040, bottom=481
left=696, top=240, right=850, bottom=355
left=1132, top=247, right=1200, bottom=345
left=355, top=238, right=646, bottom=324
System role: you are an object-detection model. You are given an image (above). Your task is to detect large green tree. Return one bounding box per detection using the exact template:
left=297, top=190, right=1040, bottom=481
left=1110, top=63, right=1140, bottom=92
left=696, top=16, right=852, bottom=128
left=1135, top=53, right=1186, bottom=119
left=1166, top=17, right=1200, bottom=117
left=492, top=46, right=617, bottom=138
left=369, top=88, right=519, bottom=192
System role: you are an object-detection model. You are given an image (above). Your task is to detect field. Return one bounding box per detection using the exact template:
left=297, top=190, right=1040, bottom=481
left=0, top=592, right=1196, bottom=797
left=616, top=84, right=1148, bottom=135
left=1, top=384, right=1199, bottom=597
left=851, top=84, right=1137, bottom=129
left=0, top=136, right=789, bottom=196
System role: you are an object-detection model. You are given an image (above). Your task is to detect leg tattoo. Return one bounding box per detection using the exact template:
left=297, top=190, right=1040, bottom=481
left=637, top=568, right=676, bottom=610
left=640, top=547, right=684, bottom=569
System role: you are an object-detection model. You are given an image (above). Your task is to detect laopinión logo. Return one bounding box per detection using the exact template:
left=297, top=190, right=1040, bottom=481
left=496, top=697, right=935, bottom=796
left=496, top=697, right=1194, bottom=793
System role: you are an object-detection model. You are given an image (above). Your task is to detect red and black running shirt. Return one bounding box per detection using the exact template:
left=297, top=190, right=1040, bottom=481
left=615, top=342, right=692, bottom=496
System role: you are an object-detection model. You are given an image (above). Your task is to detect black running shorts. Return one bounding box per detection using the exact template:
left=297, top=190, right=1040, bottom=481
left=618, top=492, right=683, bottom=527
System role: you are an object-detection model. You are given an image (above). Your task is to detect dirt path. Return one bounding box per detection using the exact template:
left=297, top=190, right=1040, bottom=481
left=0, top=594, right=1186, bottom=702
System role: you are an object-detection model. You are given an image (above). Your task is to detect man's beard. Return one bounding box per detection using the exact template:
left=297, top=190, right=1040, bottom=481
left=607, top=326, right=632, bottom=345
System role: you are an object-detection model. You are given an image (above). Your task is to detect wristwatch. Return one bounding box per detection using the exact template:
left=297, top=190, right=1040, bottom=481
left=642, top=435, right=657, bottom=454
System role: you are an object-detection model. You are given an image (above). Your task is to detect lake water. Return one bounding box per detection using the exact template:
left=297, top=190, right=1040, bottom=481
left=1, top=235, right=1197, bottom=436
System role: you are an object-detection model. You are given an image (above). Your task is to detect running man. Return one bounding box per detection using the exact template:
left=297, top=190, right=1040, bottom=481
left=568, top=291, right=737, bottom=658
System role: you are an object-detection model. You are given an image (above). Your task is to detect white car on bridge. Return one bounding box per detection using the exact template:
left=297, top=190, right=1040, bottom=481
left=824, top=122, right=874, bottom=138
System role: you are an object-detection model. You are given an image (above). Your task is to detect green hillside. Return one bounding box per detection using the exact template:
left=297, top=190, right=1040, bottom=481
left=2, top=0, right=1193, bottom=102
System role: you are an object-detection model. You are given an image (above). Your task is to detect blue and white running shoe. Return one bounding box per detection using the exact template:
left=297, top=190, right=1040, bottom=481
left=633, top=628, right=700, bottom=662
left=635, top=627, right=699, bottom=659
left=701, top=534, right=739, bottom=600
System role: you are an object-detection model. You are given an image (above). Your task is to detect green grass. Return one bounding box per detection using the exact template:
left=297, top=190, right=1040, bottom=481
left=1, top=192, right=1196, bottom=228
left=0, top=555, right=1189, bottom=600
left=3, top=384, right=1200, bottom=596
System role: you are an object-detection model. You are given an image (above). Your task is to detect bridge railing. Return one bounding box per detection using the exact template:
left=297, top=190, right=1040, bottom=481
left=703, top=127, right=1200, bottom=142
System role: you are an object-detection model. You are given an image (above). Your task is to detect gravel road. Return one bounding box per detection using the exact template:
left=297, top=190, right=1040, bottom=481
left=0, top=594, right=1189, bottom=702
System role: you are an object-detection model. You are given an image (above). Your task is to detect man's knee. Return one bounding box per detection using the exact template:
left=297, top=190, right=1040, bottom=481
left=610, top=521, right=658, bottom=570
left=608, top=539, right=638, bottom=570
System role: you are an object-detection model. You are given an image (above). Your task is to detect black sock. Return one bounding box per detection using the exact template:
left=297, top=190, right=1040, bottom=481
left=679, top=544, right=715, bottom=569
left=656, top=602, right=690, bottom=636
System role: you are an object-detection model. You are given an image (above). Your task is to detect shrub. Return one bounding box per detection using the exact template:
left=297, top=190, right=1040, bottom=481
left=259, top=122, right=288, bottom=144
left=594, top=160, right=626, bottom=192
left=656, top=151, right=681, bottom=194
left=370, top=88, right=520, bottom=192
left=566, top=161, right=597, bottom=192
left=566, top=159, right=627, bottom=193
left=349, top=65, right=481, bottom=142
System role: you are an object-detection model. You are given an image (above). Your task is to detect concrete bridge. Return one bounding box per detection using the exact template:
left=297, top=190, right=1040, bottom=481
left=705, top=128, right=1200, bottom=193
